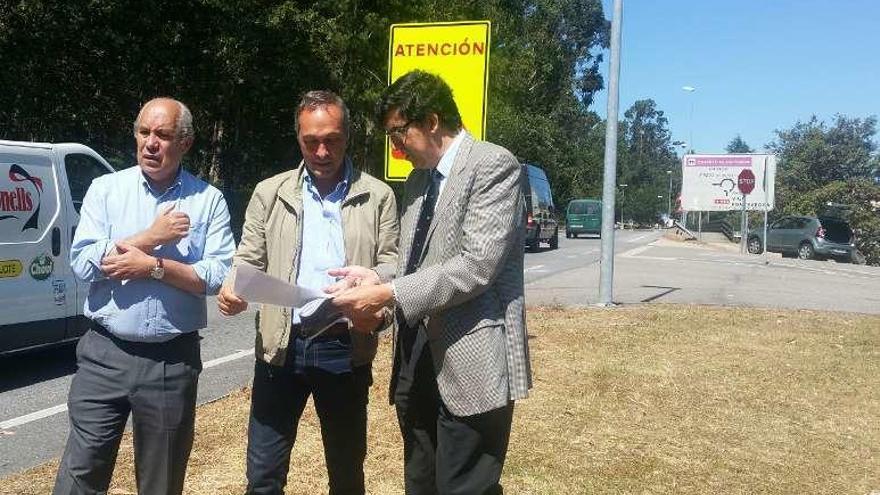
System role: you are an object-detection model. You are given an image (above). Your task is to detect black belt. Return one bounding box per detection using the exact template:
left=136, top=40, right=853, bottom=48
left=292, top=322, right=350, bottom=339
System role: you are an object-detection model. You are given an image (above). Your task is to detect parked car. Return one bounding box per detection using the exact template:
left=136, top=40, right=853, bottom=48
left=0, top=140, right=114, bottom=355
left=566, top=199, right=602, bottom=238
left=522, top=163, right=558, bottom=251
left=747, top=214, right=855, bottom=261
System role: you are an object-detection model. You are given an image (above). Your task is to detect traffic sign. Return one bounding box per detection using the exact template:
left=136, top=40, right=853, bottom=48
left=738, top=169, right=756, bottom=195
left=680, top=154, right=775, bottom=211
left=384, top=21, right=491, bottom=181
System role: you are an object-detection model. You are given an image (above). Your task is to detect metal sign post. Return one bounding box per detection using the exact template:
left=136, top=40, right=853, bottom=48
left=740, top=195, right=748, bottom=254
left=763, top=210, right=769, bottom=258
left=737, top=168, right=756, bottom=254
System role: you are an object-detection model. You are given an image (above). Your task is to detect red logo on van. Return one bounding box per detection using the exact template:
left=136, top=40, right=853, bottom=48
left=0, top=164, right=43, bottom=231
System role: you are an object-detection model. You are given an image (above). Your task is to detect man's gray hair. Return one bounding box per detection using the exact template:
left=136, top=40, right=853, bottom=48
left=133, top=98, right=194, bottom=140
left=295, top=90, right=350, bottom=135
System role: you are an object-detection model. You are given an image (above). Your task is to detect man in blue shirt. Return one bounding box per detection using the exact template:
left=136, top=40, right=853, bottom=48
left=53, top=97, right=234, bottom=495
left=217, top=91, right=399, bottom=495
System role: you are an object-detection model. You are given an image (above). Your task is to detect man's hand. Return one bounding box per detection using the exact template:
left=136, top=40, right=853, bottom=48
left=148, top=204, right=190, bottom=246
left=332, top=283, right=394, bottom=322
left=348, top=309, right=387, bottom=336
left=217, top=285, right=248, bottom=316
left=324, top=265, right=381, bottom=294
left=101, top=242, right=153, bottom=280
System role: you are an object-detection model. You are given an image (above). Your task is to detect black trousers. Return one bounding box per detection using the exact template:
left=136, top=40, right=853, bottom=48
left=394, top=335, right=514, bottom=495
left=53, top=326, right=201, bottom=495
left=245, top=357, right=372, bottom=495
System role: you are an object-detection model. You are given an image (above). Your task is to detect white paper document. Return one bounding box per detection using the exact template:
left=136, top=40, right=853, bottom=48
left=232, top=264, right=349, bottom=339
left=232, top=263, right=324, bottom=307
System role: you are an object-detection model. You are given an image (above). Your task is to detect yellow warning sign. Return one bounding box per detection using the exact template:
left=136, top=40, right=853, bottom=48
left=385, top=21, right=491, bottom=181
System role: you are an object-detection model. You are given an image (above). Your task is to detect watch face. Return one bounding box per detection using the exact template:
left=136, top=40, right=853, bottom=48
left=151, top=266, right=165, bottom=279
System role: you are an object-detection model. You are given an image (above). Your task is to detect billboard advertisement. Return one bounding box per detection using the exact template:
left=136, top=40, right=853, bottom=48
left=680, top=154, right=776, bottom=212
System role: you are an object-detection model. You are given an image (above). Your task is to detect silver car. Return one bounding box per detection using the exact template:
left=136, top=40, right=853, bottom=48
left=747, top=215, right=855, bottom=261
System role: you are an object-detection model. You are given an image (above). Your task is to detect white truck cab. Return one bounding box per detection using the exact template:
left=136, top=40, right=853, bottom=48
left=0, top=140, right=114, bottom=354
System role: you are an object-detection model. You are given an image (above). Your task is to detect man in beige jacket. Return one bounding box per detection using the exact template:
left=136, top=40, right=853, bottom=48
left=217, top=90, right=398, bottom=495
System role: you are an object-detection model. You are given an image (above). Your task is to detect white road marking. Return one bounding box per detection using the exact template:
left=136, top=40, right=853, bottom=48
left=524, top=265, right=546, bottom=272
left=0, top=404, right=67, bottom=430
left=627, top=233, right=652, bottom=243
left=0, top=348, right=255, bottom=431
left=203, top=348, right=253, bottom=368
left=620, top=244, right=653, bottom=258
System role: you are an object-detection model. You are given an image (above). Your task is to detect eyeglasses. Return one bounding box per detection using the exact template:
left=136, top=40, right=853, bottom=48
left=384, top=119, right=416, bottom=143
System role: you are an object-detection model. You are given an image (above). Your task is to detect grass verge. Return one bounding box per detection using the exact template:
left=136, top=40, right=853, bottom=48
left=3, top=305, right=879, bottom=494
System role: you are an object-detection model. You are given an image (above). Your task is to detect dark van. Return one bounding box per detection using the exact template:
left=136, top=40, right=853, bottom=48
left=522, top=163, right=558, bottom=251
left=566, top=199, right=602, bottom=238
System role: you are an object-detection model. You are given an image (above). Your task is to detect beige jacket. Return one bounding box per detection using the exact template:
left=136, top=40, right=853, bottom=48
left=231, top=162, right=399, bottom=367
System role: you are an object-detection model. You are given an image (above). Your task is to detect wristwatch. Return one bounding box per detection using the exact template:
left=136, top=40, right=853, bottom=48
left=150, top=257, right=165, bottom=280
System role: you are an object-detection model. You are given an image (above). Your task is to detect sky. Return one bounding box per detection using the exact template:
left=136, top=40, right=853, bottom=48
left=592, top=0, right=879, bottom=154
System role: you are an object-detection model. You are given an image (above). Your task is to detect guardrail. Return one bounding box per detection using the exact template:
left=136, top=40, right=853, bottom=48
left=719, top=220, right=740, bottom=242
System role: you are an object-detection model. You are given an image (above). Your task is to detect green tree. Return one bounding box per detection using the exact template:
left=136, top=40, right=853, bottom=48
left=0, top=0, right=611, bottom=226
left=617, top=99, right=679, bottom=223
left=768, top=115, right=878, bottom=199
left=725, top=135, right=754, bottom=153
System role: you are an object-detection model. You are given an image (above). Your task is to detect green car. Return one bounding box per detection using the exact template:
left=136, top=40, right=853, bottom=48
left=566, top=199, right=602, bottom=238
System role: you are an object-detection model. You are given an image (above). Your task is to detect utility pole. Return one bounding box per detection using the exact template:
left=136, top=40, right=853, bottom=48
left=598, top=0, right=623, bottom=306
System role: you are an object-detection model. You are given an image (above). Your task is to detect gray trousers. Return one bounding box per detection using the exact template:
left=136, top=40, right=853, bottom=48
left=53, top=326, right=201, bottom=495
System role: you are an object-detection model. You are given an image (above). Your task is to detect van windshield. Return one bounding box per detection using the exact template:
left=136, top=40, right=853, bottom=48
left=570, top=201, right=600, bottom=215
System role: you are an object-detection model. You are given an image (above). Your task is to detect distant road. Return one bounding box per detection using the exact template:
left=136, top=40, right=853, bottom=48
left=526, top=231, right=880, bottom=314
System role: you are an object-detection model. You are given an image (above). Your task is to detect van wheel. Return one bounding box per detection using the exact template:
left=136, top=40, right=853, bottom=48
left=797, top=242, right=815, bottom=260
left=549, top=229, right=559, bottom=249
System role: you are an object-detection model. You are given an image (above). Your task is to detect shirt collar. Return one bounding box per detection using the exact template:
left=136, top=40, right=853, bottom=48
left=434, top=130, right=465, bottom=179
left=303, top=157, right=352, bottom=198
left=140, top=165, right=184, bottom=196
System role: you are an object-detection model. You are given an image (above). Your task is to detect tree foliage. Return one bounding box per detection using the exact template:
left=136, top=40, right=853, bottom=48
left=617, top=99, right=679, bottom=223
left=769, top=115, right=879, bottom=200
left=0, top=0, right=610, bottom=210
left=725, top=135, right=753, bottom=153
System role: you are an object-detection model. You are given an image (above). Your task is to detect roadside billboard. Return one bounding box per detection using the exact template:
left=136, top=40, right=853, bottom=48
left=680, top=154, right=776, bottom=211
left=385, top=21, right=491, bottom=181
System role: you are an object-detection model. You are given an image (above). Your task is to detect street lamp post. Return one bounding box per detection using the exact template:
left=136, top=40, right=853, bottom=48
left=666, top=170, right=672, bottom=217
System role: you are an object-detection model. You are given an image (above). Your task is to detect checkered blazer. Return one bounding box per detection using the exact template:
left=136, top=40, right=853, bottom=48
left=389, top=133, right=533, bottom=416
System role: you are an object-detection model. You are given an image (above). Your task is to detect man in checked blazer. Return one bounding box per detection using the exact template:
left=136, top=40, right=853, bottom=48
left=330, top=70, right=532, bottom=494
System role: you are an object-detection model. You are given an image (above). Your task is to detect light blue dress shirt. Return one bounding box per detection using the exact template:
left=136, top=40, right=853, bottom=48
left=294, top=163, right=350, bottom=326
left=291, top=163, right=352, bottom=374
left=70, top=165, right=234, bottom=342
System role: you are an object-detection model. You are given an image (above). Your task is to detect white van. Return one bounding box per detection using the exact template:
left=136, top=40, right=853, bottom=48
left=0, top=140, right=114, bottom=354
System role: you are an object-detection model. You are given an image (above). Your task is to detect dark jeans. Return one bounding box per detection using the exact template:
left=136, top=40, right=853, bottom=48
left=245, top=356, right=372, bottom=495
left=395, top=338, right=514, bottom=495
left=53, top=326, right=201, bottom=495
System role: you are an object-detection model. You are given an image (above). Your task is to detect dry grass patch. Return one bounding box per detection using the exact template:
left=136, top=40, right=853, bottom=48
left=4, top=305, right=880, bottom=494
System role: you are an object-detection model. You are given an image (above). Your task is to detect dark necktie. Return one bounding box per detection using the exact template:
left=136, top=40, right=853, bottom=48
left=398, top=169, right=441, bottom=373
left=405, top=169, right=440, bottom=275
